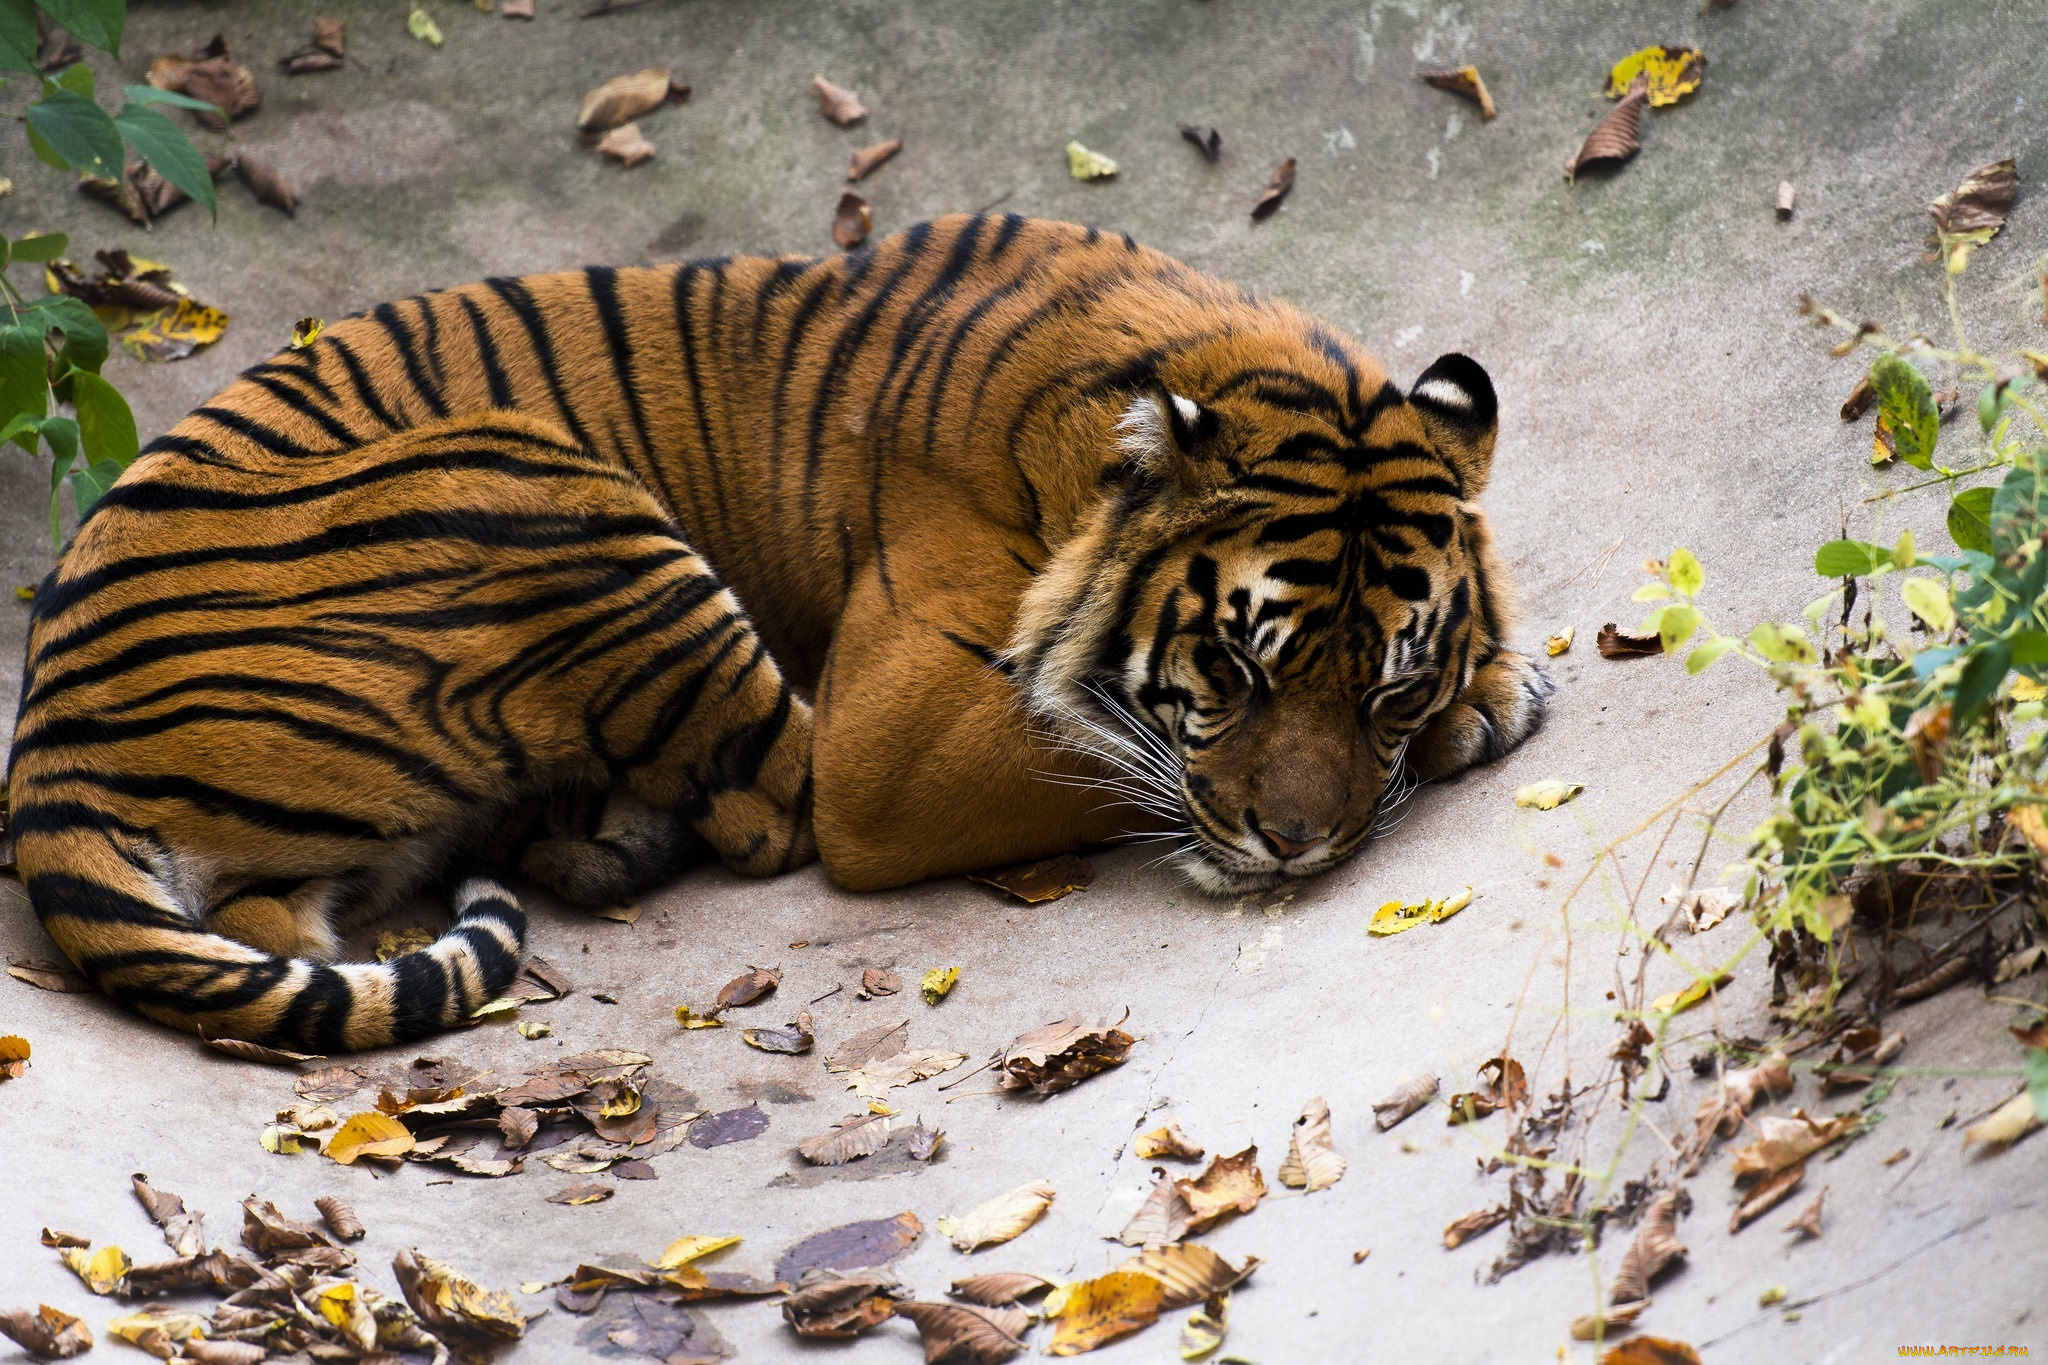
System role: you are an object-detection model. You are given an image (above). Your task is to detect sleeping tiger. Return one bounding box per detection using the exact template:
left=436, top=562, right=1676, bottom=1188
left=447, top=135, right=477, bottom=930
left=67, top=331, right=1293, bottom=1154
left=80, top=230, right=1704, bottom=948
left=8, top=214, right=1549, bottom=1050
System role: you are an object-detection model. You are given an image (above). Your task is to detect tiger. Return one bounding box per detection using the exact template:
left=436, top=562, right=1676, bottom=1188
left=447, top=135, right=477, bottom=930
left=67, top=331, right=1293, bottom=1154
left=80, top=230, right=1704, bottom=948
left=7, top=214, right=1549, bottom=1051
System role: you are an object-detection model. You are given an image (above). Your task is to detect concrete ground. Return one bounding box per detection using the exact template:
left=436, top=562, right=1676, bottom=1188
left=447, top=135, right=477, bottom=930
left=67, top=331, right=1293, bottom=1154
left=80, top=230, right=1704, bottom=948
left=3, top=0, right=2046, bottom=1360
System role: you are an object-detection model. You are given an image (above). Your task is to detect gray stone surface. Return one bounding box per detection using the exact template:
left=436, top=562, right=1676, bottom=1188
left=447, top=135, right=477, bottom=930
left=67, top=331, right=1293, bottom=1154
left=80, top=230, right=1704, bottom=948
left=2, top=1, right=2045, bottom=1361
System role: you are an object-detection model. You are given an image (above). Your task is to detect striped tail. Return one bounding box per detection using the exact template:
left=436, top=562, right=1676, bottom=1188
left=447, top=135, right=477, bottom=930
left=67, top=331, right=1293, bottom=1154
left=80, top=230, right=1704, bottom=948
left=27, top=863, right=527, bottom=1053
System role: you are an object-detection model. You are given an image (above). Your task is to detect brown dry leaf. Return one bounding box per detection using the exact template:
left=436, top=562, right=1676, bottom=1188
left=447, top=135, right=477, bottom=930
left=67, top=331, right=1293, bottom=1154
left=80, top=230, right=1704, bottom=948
left=590, top=900, right=642, bottom=924
left=296, top=1064, right=366, bottom=1104
left=313, top=18, right=345, bottom=55
left=235, top=154, right=296, bottom=215
left=1783, top=1187, right=1826, bottom=1239
left=782, top=1267, right=903, bottom=1338
left=315, top=1195, right=364, bottom=1242
left=1731, top=1159, right=1806, bottom=1237
left=1251, top=157, right=1297, bottom=221
left=1133, top=1117, right=1203, bottom=1161
left=834, top=192, right=873, bottom=250
left=775, top=1211, right=923, bottom=1284
left=688, top=1105, right=769, bottom=1148
left=1694, top=1053, right=1793, bottom=1143
left=326, top=1110, right=415, bottom=1165
left=7, top=956, right=92, bottom=992
left=1118, top=1169, right=1194, bottom=1247
left=1442, top=1205, right=1508, bottom=1249
left=1597, top=621, right=1663, bottom=657
left=597, top=123, right=656, bottom=169
left=1115, top=1242, right=1258, bottom=1310
left=717, top=966, right=783, bottom=1010
left=1821, top=1027, right=1905, bottom=1092
left=1277, top=1096, right=1346, bottom=1191
left=969, top=854, right=1094, bottom=903
left=1600, top=1338, right=1703, bottom=1365
left=1570, top=1299, right=1648, bottom=1340
left=578, top=68, right=687, bottom=133
left=549, top=1182, right=615, bottom=1205
left=1929, top=157, right=2017, bottom=238
left=945, top=1180, right=1056, bottom=1252
left=862, top=967, right=903, bottom=997
left=40, top=1229, right=89, bottom=1248
left=828, top=1019, right=910, bottom=1071
left=108, top=1303, right=208, bottom=1358
left=1567, top=73, right=1648, bottom=181
left=62, top=1244, right=130, bottom=1294
left=1962, top=1091, right=2041, bottom=1149
left=151, top=36, right=260, bottom=130
left=950, top=1272, right=1057, bottom=1307
left=132, top=1173, right=206, bottom=1256
left=840, top=1047, right=967, bottom=1100
left=1447, top=1055, right=1528, bottom=1124
left=1046, top=1269, right=1165, bottom=1356
left=1373, top=1075, right=1439, bottom=1130
left=743, top=1011, right=815, bottom=1055
left=1730, top=1110, right=1857, bottom=1180
left=203, top=1035, right=321, bottom=1065
left=1179, top=124, right=1222, bottom=162
left=1661, top=884, right=1741, bottom=933
left=848, top=139, right=902, bottom=181
left=896, top=1301, right=1031, bottom=1364
left=282, top=48, right=342, bottom=74
left=908, top=1119, right=944, bottom=1161
left=0, top=1305, right=93, bottom=1358
left=394, top=1248, right=528, bottom=1345
left=1419, top=65, right=1497, bottom=119
left=1176, top=1146, right=1264, bottom=1233
left=1840, top=376, right=1876, bottom=421
left=992, top=1011, right=1134, bottom=1095
left=240, top=1197, right=327, bottom=1255
left=813, top=74, right=868, bottom=125
left=797, top=1112, right=894, bottom=1166
left=0, top=1033, right=28, bottom=1080
left=516, top=954, right=572, bottom=1001
left=1608, top=1189, right=1687, bottom=1303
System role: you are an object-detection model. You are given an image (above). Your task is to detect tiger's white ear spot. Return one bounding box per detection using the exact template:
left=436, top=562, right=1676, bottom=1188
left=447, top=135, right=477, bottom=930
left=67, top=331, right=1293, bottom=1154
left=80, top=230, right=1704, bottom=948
left=1170, top=392, right=1202, bottom=427
left=1413, top=377, right=1475, bottom=411
left=1115, top=391, right=1172, bottom=464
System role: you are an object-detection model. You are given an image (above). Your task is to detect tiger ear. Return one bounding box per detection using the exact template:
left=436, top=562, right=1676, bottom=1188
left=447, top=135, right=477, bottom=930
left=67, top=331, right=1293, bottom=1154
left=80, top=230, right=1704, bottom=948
left=1112, top=384, right=1215, bottom=487
left=1409, top=353, right=1499, bottom=497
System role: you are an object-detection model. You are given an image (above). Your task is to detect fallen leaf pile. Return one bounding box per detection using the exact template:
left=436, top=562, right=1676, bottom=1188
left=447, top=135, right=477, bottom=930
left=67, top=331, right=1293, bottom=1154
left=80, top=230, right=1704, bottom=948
left=148, top=34, right=260, bottom=131
left=43, top=250, right=230, bottom=363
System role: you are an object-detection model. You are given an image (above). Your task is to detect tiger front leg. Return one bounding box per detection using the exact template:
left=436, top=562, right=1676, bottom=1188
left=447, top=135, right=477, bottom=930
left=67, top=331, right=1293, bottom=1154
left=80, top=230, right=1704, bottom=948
left=1406, top=649, right=1554, bottom=782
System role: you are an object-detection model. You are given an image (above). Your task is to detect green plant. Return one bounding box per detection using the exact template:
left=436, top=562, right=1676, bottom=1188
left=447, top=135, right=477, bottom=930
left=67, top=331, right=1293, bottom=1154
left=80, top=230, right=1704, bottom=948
left=3, top=0, right=217, bottom=540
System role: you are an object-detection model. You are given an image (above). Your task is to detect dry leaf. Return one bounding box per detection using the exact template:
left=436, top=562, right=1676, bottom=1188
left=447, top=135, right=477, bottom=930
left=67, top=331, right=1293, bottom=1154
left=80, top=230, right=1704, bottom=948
left=797, top=1112, right=894, bottom=1165
left=1568, top=73, right=1648, bottom=180
left=1650, top=970, right=1732, bottom=1015
left=1065, top=141, right=1117, bottom=180
left=326, top=1110, right=415, bottom=1165
left=1662, top=884, right=1741, bottom=933
left=132, top=1173, right=206, bottom=1256
left=862, top=967, right=903, bottom=996
left=716, top=965, right=782, bottom=1010
left=63, top=1243, right=130, bottom=1293
left=828, top=1019, right=909, bottom=1071
left=1420, top=65, right=1497, bottom=119
left=517, top=1020, right=554, bottom=1039
left=315, top=1195, right=364, bottom=1242
left=549, top=1182, right=614, bottom=1205
left=1178, top=124, right=1222, bottom=162
left=1134, top=1117, right=1204, bottom=1161
left=313, top=17, right=345, bottom=55
left=1598, top=621, right=1663, bottom=657
left=578, top=68, right=686, bottom=133
left=1930, top=158, right=2017, bottom=239
left=375, top=925, right=435, bottom=960
left=1599, top=1337, right=1702, bottom=1365
left=1045, top=1269, right=1164, bottom=1356
left=40, top=1229, right=89, bottom=1248
left=1373, top=1075, right=1439, bottom=1130
left=204, top=1035, right=321, bottom=1065
left=1730, top=1110, right=1857, bottom=1180
left=124, top=297, right=230, bottom=364
left=743, top=1012, right=814, bottom=1054
left=1442, top=1205, right=1508, bottom=1249
left=1571, top=1299, right=1648, bottom=1340
left=1116, top=1243, right=1258, bottom=1310
left=407, top=8, right=443, bottom=45
left=674, top=1005, right=723, bottom=1029
left=1731, top=1160, right=1805, bottom=1233
left=1609, top=1190, right=1687, bottom=1303
left=1277, top=1096, right=1345, bottom=1191
left=1821, top=1027, right=1905, bottom=1092
left=240, top=1197, right=327, bottom=1255
left=1118, top=1169, right=1194, bottom=1247
left=503, top=0, right=534, bottom=16
left=150, top=36, right=260, bottom=130
left=108, top=1303, right=207, bottom=1358
left=0, top=1305, right=93, bottom=1358
left=782, top=1267, right=903, bottom=1338
left=908, top=1120, right=944, bottom=1161
left=775, top=1211, right=923, bottom=1283
left=0, top=1033, right=28, bottom=1079
left=813, top=74, right=867, bottom=124
left=296, top=1065, right=367, bottom=1104
left=993, top=1012, right=1133, bottom=1094
left=841, top=1048, right=967, bottom=1100
left=590, top=900, right=641, bottom=924
left=1693, top=1053, right=1793, bottom=1143
left=597, top=123, right=656, bottom=168
left=1180, top=1290, right=1229, bottom=1360
left=1251, top=156, right=1296, bottom=221
left=1515, top=781, right=1583, bottom=810
left=650, top=1235, right=740, bottom=1270
left=1962, top=1091, right=2041, bottom=1150
left=946, top=1180, right=1055, bottom=1252
left=896, top=1301, right=1031, bottom=1364
left=920, top=966, right=960, bottom=1005
left=970, top=854, right=1094, bottom=903
left=235, top=153, right=296, bottom=215
left=393, top=1248, right=528, bottom=1345
left=1840, top=376, right=1876, bottom=421
left=848, top=139, right=902, bottom=181
left=1177, top=1147, right=1264, bottom=1233
left=1783, top=1187, right=1826, bottom=1239
left=833, top=191, right=873, bottom=250
left=7, top=956, right=92, bottom=992
left=688, top=1106, right=768, bottom=1148
left=1546, top=625, right=1575, bottom=656
left=1604, top=46, right=1706, bottom=107
left=950, top=1273, right=1056, bottom=1307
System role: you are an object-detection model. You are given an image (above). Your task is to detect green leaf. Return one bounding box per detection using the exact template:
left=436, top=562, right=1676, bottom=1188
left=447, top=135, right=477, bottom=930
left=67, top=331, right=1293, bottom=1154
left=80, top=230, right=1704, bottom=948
left=1814, top=539, right=1893, bottom=578
left=114, top=102, right=217, bottom=218
left=0, top=324, right=48, bottom=432
left=7, top=232, right=69, bottom=264
left=1948, top=486, right=1996, bottom=555
left=41, top=415, right=78, bottom=545
left=1979, top=382, right=2006, bottom=433
left=1666, top=547, right=1704, bottom=598
left=24, top=295, right=109, bottom=375
left=1953, top=638, right=2013, bottom=728
left=1749, top=621, right=1818, bottom=665
left=24, top=87, right=124, bottom=179
left=1655, top=604, right=1700, bottom=653
left=1868, top=352, right=1939, bottom=471
left=67, top=456, right=124, bottom=518
left=0, top=0, right=37, bottom=74
left=1685, top=636, right=1736, bottom=674
left=1902, top=577, right=1956, bottom=635
left=1991, top=454, right=2044, bottom=559
left=2013, top=631, right=2048, bottom=667
left=69, top=370, right=137, bottom=469
left=2027, top=1048, right=2048, bottom=1123
left=24, top=117, right=71, bottom=171
left=122, top=83, right=223, bottom=114
left=36, top=0, right=124, bottom=54
left=0, top=412, right=44, bottom=455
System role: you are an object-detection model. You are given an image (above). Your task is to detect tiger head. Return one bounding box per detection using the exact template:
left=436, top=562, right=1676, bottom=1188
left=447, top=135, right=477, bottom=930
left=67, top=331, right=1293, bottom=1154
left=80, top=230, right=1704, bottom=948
left=1010, top=345, right=1520, bottom=894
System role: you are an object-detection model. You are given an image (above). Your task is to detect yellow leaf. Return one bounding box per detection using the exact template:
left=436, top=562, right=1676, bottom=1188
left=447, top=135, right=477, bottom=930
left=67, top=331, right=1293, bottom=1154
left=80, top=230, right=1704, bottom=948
left=63, top=1244, right=130, bottom=1294
left=1431, top=886, right=1474, bottom=922
left=1604, top=45, right=1707, bottom=107
left=1514, top=780, right=1583, bottom=810
left=674, top=1005, right=723, bottom=1028
left=652, top=1234, right=740, bottom=1269
left=515, top=1020, right=553, bottom=1039
left=2013, top=678, right=2047, bottom=703
left=1962, top=1091, right=2041, bottom=1150
left=1065, top=141, right=1118, bottom=180
left=122, top=298, right=229, bottom=363
left=316, top=1282, right=378, bottom=1349
left=1367, top=900, right=1429, bottom=937
left=0, top=1033, right=29, bottom=1078
left=407, top=7, right=444, bottom=45
left=469, top=996, right=520, bottom=1023
left=292, top=316, right=325, bottom=348
left=1546, top=625, right=1574, bottom=656
left=948, top=1180, right=1056, bottom=1251
left=1179, top=1290, right=1230, bottom=1360
left=326, top=1110, right=415, bottom=1165
left=2011, top=802, right=2048, bottom=855
left=1133, top=1118, right=1204, bottom=1161
left=922, top=965, right=959, bottom=1005
left=260, top=1124, right=310, bottom=1154
left=1115, top=1243, right=1259, bottom=1309
left=1046, top=1269, right=1164, bottom=1355
left=394, top=1250, right=528, bottom=1341
left=1650, top=970, right=1731, bottom=1015
left=108, top=1305, right=208, bottom=1356
left=1176, top=1146, right=1265, bottom=1232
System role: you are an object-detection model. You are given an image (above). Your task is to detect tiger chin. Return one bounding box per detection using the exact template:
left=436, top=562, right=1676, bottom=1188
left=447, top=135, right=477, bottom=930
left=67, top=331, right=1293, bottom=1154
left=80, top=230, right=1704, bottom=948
left=9, top=214, right=1547, bottom=1050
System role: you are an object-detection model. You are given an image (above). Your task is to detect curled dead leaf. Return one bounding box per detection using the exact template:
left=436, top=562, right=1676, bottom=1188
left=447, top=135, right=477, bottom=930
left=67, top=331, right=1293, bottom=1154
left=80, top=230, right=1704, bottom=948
left=62, top=1243, right=130, bottom=1294
left=578, top=68, right=687, bottom=133
left=743, top=1011, right=815, bottom=1055
left=1547, top=625, right=1575, bottom=657
left=40, top=1229, right=89, bottom=1248
left=315, top=1194, right=364, bottom=1242
left=1065, top=141, right=1117, bottom=181
left=1177, top=1146, right=1264, bottom=1233
left=0, top=1033, right=28, bottom=1080
left=1929, top=157, right=2017, bottom=238
left=1597, top=621, right=1663, bottom=657
left=1420, top=65, right=1497, bottom=119
left=969, top=853, right=1093, bottom=903
left=1133, top=1117, right=1203, bottom=1161
left=921, top=966, right=960, bottom=1004
left=1118, top=1168, right=1194, bottom=1248
left=108, top=1303, right=208, bottom=1358
left=1731, top=1160, right=1805, bottom=1233
left=1514, top=782, right=1582, bottom=811
left=813, top=74, right=867, bottom=125
left=1571, top=1298, right=1648, bottom=1340
left=1277, top=1095, right=1345, bottom=1191
left=394, top=1248, right=527, bottom=1344
left=1115, top=1242, right=1257, bottom=1310
left=1600, top=1337, right=1702, bottom=1365
left=151, top=36, right=260, bottom=130
left=1443, top=1205, right=1508, bottom=1249
left=862, top=967, right=903, bottom=997
left=1179, top=124, right=1222, bottom=162
left=716, top=965, right=782, bottom=1010
left=949, top=1272, right=1056, bottom=1307
left=1251, top=156, right=1296, bottom=221
left=204, top=1035, right=321, bottom=1065
left=848, top=139, right=903, bottom=181
left=895, top=1301, right=1031, bottom=1364
left=7, top=956, right=92, bottom=992
left=946, top=1180, right=1055, bottom=1252
left=1604, top=46, right=1706, bottom=106
left=1568, top=73, right=1648, bottom=181
left=0, top=1305, right=93, bottom=1358
left=782, top=1267, right=903, bottom=1338
left=1608, top=1189, right=1687, bottom=1303
left=549, top=1182, right=614, bottom=1205
left=834, top=192, right=873, bottom=250
left=326, top=1110, right=415, bottom=1165
left=131, top=1173, right=206, bottom=1256
left=1692, top=1052, right=1792, bottom=1146
left=993, top=1011, right=1133, bottom=1095
left=235, top=154, right=296, bottom=215
left=1783, top=1187, right=1826, bottom=1239
left=1962, top=1090, right=2041, bottom=1150
left=1372, top=1074, right=1439, bottom=1130
left=1730, top=1110, right=1856, bottom=1180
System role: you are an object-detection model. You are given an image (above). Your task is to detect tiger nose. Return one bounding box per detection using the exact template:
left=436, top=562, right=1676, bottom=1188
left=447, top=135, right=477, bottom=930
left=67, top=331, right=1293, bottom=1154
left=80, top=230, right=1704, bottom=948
left=1260, top=825, right=1329, bottom=859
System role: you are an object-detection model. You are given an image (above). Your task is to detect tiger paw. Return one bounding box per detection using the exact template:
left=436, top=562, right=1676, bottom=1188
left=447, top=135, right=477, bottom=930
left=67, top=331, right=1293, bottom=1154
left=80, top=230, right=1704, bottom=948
left=1408, top=650, right=1553, bottom=782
